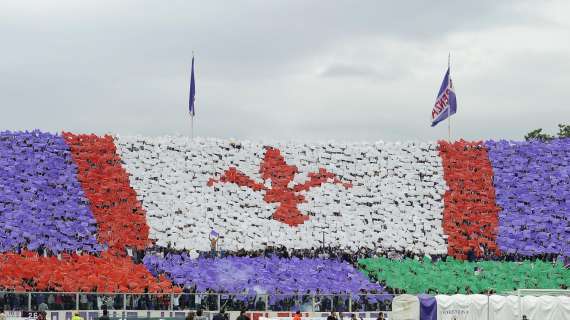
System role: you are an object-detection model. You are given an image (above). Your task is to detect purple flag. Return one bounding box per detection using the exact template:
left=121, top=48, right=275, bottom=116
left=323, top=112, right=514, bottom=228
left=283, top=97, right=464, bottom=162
left=189, top=56, right=196, bottom=116
left=431, top=67, right=457, bottom=127
left=419, top=294, right=437, bottom=320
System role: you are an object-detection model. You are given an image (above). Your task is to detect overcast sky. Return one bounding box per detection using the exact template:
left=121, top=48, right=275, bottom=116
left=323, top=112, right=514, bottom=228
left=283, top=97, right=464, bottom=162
left=1, top=0, right=569, bottom=142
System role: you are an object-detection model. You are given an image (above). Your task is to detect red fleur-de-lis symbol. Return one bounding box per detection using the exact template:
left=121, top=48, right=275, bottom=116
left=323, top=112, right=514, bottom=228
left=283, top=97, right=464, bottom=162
left=207, top=147, right=352, bottom=226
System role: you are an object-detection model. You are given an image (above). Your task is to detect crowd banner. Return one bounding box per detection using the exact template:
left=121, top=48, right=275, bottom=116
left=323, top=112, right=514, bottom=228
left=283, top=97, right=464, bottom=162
left=418, top=294, right=437, bottom=320
left=115, top=137, right=448, bottom=255
left=488, top=295, right=519, bottom=320
left=391, top=294, right=420, bottom=320
left=521, top=296, right=570, bottom=320
left=6, top=311, right=40, bottom=320
left=555, top=296, right=570, bottom=319
left=435, top=295, right=487, bottom=320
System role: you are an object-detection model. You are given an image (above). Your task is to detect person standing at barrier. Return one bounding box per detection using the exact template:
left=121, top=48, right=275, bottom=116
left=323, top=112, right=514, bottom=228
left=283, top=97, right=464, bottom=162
left=98, top=309, right=110, bottom=320
left=173, top=294, right=181, bottom=310
left=326, top=311, right=337, bottom=320
left=195, top=309, right=208, bottom=320
left=71, top=312, right=83, bottom=320
left=38, top=301, right=48, bottom=313
left=0, top=308, right=6, bottom=320
left=292, top=311, right=302, bottom=320
left=236, top=310, right=250, bottom=320
left=213, top=308, right=228, bottom=320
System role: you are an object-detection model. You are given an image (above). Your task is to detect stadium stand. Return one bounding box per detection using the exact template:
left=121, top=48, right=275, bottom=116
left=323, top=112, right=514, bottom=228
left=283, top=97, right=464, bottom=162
left=144, top=254, right=383, bottom=294
left=115, top=136, right=448, bottom=254
left=438, top=140, right=501, bottom=259
left=63, top=132, right=150, bottom=254
left=359, top=257, right=570, bottom=294
left=0, top=131, right=100, bottom=254
left=0, top=130, right=569, bottom=302
left=0, top=251, right=174, bottom=292
left=486, top=139, right=570, bottom=256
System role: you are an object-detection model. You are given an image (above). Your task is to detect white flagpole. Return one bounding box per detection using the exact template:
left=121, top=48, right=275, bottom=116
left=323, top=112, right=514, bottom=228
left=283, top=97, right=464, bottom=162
left=448, top=52, right=452, bottom=142
left=191, top=114, right=194, bottom=139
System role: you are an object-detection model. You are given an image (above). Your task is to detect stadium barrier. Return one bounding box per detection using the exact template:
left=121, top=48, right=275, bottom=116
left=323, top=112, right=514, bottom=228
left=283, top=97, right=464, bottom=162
left=5, top=311, right=389, bottom=320
left=0, top=292, right=393, bottom=313
left=4, top=291, right=569, bottom=320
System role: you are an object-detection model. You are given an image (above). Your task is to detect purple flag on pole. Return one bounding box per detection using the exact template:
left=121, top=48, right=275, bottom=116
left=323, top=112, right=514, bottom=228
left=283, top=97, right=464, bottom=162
left=189, top=56, right=196, bottom=116
left=419, top=294, right=437, bottom=320
left=430, top=67, right=457, bottom=127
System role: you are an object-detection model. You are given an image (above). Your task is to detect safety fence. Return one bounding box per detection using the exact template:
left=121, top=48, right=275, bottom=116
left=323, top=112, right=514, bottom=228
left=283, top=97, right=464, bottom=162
left=3, top=291, right=570, bottom=319
left=0, top=292, right=394, bottom=312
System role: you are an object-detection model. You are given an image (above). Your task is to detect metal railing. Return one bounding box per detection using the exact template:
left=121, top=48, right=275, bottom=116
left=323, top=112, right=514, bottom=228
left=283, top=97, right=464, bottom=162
left=0, top=292, right=394, bottom=312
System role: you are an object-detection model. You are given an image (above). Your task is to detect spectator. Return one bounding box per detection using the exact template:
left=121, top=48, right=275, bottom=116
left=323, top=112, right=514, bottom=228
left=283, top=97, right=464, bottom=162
left=47, top=295, right=55, bottom=309
left=376, top=313, right=385, bottom=320
left=0, top=308, right=6, bottom=320
left=212, top=309, right=227, bottom=320
left=173, top=294, right=181, bottom=311
left=195, top=294, right=202, bottom=309
left=209, top=232, right=219, bottom=258
left=195, top=309, right=208, bottom=320
left=185, top=312, right=195, bottom=320
left=98, top=309, right=110, bottom=320
left=326, top=311, right=337, bottom=320
left=236, top=310, right=250, bottom=320
left=71, top=312, right=83, bottom=320
left=292, top=311, right=301, bottom=320
left=38, top=302, right=49, bottom=313
left=79, top=295, right=89, bottom=310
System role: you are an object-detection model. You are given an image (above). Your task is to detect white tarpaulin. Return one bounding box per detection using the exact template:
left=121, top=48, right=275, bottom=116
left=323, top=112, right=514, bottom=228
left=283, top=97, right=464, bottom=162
left=489, top=295, right=519, bottom=320
left=436, top=295, right=488, bottom=320
left=521, top=295, right=570, bottom=320
left=391, top=294, right=420, bottom=320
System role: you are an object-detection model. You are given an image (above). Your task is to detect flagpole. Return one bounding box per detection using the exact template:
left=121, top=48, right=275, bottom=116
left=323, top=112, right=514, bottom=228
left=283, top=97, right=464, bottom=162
left=447, top=52, right=452, bottom=142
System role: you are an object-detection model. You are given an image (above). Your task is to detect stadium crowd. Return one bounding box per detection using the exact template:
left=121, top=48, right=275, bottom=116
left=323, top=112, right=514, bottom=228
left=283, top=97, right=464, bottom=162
left=1, top=131, right=569, bottom=315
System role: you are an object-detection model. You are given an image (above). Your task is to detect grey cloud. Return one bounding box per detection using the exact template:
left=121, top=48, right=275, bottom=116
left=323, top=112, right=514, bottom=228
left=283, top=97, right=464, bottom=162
left=318, top=63, right=408, bottom=81
left=0, top=0, right=568, bottom=142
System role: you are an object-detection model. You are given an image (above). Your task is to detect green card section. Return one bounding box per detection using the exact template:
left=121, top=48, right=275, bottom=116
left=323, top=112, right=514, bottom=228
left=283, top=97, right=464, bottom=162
left=358, top=257, right=570, bottom=294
